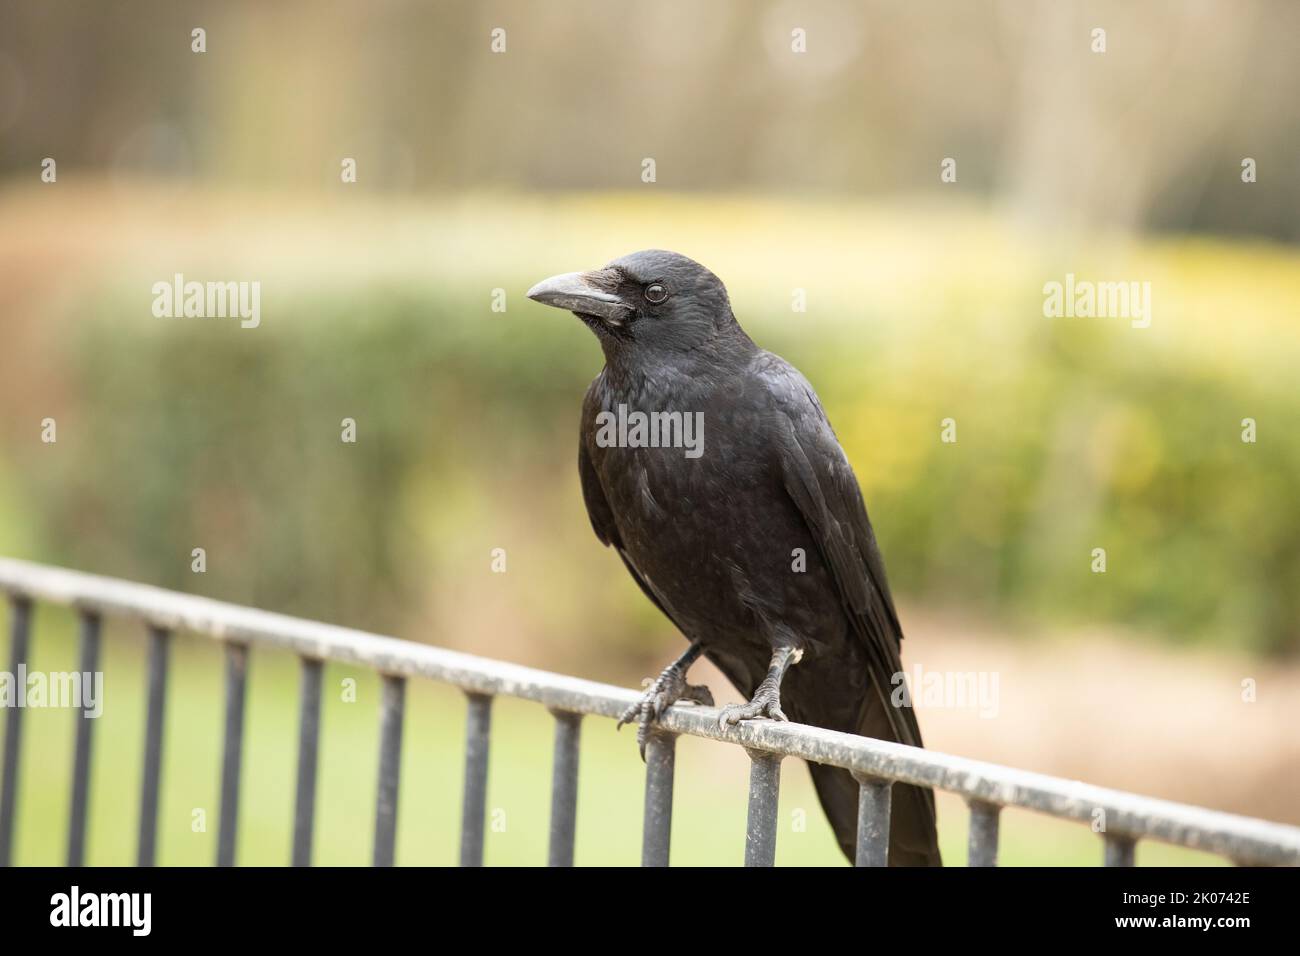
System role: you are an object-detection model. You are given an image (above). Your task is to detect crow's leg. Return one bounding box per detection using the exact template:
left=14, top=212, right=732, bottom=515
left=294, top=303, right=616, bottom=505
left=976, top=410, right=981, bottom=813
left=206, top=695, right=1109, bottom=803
left=718, top=646, right=801, bottom=728
left=618, top=641, right=714, bottom=759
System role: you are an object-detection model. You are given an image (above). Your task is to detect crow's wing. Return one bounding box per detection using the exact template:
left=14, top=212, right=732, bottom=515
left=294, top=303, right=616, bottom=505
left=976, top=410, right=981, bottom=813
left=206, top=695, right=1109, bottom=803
left=756, top=352, right=923, bottom=748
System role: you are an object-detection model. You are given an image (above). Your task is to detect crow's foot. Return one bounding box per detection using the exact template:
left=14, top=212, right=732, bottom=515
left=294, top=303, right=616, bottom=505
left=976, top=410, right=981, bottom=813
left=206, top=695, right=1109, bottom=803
left=717, top=680, right=787, bottom=728
left=618, top=661, right=714, bottom=759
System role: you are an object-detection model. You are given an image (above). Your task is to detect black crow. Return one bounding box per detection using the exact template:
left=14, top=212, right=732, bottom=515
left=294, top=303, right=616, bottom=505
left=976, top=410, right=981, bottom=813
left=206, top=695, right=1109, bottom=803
left=528, top=249, right=941, bottom=866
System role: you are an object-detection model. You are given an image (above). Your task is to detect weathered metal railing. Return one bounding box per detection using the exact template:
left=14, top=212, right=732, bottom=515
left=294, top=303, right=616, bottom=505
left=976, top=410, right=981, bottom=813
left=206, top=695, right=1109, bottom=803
left=1, top=557, right=1297, bottom=867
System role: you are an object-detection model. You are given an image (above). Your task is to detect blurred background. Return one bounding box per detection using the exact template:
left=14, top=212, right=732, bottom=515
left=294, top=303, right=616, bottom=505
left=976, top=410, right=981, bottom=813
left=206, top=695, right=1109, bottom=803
left=1, top=0, right=1297, bottom=865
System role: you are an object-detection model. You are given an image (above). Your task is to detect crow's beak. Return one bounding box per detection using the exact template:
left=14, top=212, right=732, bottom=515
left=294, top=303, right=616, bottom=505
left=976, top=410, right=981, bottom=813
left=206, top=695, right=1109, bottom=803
left=527, top=272, right=633, bottom=326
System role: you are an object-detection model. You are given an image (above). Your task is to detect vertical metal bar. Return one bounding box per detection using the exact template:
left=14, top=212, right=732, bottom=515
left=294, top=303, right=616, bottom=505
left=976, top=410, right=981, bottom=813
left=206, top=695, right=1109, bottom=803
left=216, top=642, right=248, bottom=867
left=66, top=610, right=102, bottom=866
left=0, top=596, right=32, bottom=867
left=547, top=709, right=582, bottom=867
left=852, top=773, right=892, bottom=867
left=967, top=799, right=1001, bottom=867
left=641, top=731, right=677, bottom=867
left=291, top=657, right=323, bottom=867
left=137, top=625, right=170, bottom=867
left=372, top=674, right=405, bottom=867
left=458, top=692, right=492, bottom=867
left=1104, top=833, right=1136, bottom=866
left=743, top=750, right=783, bottom=867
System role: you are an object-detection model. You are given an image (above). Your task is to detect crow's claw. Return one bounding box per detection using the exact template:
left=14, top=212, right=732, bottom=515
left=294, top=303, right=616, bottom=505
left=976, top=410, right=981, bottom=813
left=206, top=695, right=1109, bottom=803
left=717, top=683, right=787, bottom=729
left=618, top=663, right=714, bottom=760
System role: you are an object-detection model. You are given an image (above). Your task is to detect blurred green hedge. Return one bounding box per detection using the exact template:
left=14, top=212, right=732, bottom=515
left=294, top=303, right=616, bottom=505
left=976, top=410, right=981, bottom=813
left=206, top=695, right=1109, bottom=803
left=2, top=193, right=1297, bottom=658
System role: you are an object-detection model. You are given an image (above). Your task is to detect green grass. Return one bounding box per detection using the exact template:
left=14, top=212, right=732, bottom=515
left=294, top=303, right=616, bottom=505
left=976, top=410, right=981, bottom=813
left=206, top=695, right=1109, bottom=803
left=1, top=186, right=1278, bottom=865
left=6, top=605, right=1224, bottom=866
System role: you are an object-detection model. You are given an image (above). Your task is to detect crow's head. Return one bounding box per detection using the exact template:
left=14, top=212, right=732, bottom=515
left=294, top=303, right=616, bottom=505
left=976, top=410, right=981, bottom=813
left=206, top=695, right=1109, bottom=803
left=527, top=250, right=734, bottom=358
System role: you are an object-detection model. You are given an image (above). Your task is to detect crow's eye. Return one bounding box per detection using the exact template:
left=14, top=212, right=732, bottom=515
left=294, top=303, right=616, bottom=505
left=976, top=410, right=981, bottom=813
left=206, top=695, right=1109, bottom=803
left=644, top=283, right=668, bottom=304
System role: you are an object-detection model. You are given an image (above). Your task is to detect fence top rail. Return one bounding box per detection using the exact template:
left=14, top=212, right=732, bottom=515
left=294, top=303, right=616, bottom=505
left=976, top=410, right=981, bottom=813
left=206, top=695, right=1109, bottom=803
left=2, top=555, right=1297, bottom=865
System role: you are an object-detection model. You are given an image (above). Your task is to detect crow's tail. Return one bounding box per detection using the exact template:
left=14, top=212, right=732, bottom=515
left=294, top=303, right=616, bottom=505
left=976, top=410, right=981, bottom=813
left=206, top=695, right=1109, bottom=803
left=807, top=687, right=942, bottom=866
left=808, top=764, right=941, bottom=865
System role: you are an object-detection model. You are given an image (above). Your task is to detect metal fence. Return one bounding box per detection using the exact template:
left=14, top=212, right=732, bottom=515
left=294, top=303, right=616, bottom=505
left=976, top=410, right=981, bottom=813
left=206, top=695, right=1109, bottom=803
left=1, top=556, right=1297, bottom=868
